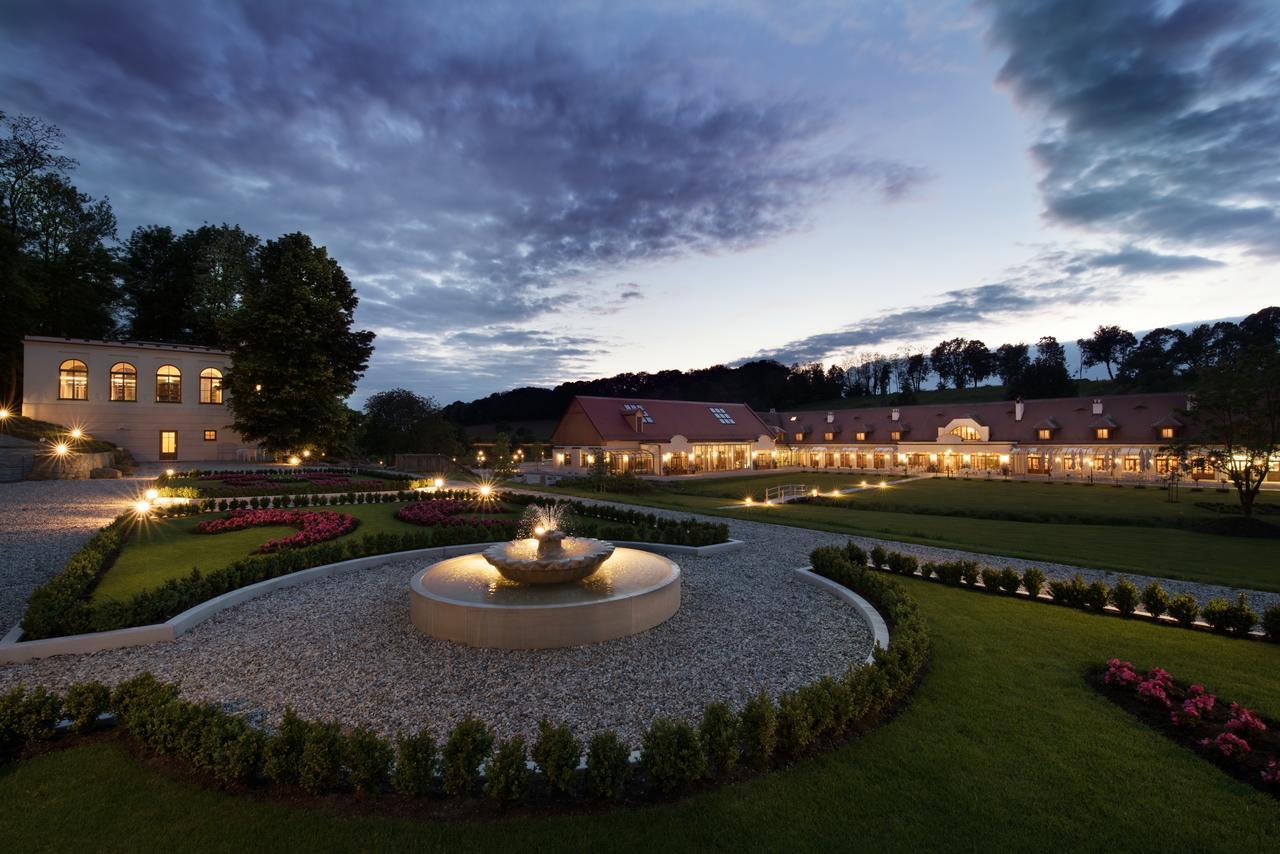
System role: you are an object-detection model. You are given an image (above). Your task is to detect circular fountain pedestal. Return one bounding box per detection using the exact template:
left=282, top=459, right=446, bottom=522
left=410, top=547, right=680, bottom=649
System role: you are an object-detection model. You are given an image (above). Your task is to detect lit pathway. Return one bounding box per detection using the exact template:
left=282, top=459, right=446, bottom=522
left=713, top=474, right=932, bottom=509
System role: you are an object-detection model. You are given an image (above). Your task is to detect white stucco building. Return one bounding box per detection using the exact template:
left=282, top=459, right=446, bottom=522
left=20, top=336, right=257, bottom=462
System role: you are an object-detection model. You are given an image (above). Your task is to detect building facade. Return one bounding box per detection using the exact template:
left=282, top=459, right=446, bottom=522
left=548, top=392, right=1261, bottom=482
left=548, top=396, right=776, bottom=475
left=20, top=336, right=256, bottom=463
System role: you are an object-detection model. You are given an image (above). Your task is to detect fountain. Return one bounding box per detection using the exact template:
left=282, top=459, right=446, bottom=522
left=410, top=500, right=681, bottom=649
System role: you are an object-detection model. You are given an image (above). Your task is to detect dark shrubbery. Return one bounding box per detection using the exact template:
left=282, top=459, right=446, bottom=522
left=1142, top=582, right=1170, bottom=620
left=738, top=691, right=778, bottom=771
left=441, top=717, right=493, bottom=796
left=775, top=690, right=815, bottom=760
left=869, top=545, right=888, bottom=570
left=1264, top=605, right=1280, bottom=643
left=585, top=730, right=631, bottom=800
left=531, top=719, right=580, bottom=796
left=1168, top=594, right=1200, bottom=627
left=20, top=520, right=126, bottom=639
left=297, top=721, right=345, bottom=795
left=346, top=727, right=394, bottom=797
left=1110, top=579, right=1140, bottom=617
left=996, top=567, right=1021, bottom=595
left=698, top=701, right=739, bottom=779
left=1022, top=567, right=1045, bottom=598
left=980, top=568, right=1001, bottom=592
left=393, top=729, right=438, bottom=797
left=1201, top=594, right=1257, bottom=636
left=640, top=717, right=706, bottom=794
left=485, top=736, right=531, bottom=802
left=1083, top=581, right=1111, bottom=612
left=63, top=682, right=110, bottom=733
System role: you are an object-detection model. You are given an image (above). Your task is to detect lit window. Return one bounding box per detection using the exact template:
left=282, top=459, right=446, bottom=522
left=890, top=431, right=902, bottom=441
left=110, top=362, right=137, bottom=401
left=621, top=403, right=652, bottom=423
left=1123, top=456, right=1141, bottom=472
left=58, top=359, right=88, bottom=400
left=950, top=425, right=981, bottom=441
left=794, top=432, right=804, bottom=442
left=1160, top=427, right=1175, bottom=439
left=709, top=406, right=736, bottom=424
left=823, top=432, right=834, bottom=441
left=156, top=365, right=182, bottom=403
left=1095, top=427, right=1110, bottom=440
left=855, top=431, right=867, bottom=441
left=1037, top=428, right=1051, bottom=440
left=203, top=429, right=217, bottom=441
left=200, top=367, right=224, bottom=404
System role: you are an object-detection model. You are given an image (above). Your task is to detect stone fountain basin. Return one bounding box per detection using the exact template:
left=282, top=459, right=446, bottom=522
left=481, top=536, right=615, bottom=584
left=410, top=547, right=681, bottom=649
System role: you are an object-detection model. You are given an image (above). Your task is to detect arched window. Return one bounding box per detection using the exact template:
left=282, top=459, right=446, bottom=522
left=156, top=365, right=182, bottom=403
left=58, top=359, right=88, bottom=400
left=110, top=362, right=137, bottom=402
left=199, top=367, right=224, bottom=404
left=950, top=425, right=981, bottom=441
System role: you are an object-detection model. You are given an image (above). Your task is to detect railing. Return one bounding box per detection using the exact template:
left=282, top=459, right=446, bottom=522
left=765, top=484, right=809, bottom=503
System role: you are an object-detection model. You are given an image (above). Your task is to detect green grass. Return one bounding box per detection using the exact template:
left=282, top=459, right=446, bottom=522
left=530, top=479, right=1280, bottom=591
left=164, top=474, right=405, bottom=497
left=92, top=502, right=521, bottom=603
left=4, top=578, right=1278, bottom=851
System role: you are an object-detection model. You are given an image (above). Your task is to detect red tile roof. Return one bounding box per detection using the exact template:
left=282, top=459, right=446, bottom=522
left=550, top=396, right=773, bottom=444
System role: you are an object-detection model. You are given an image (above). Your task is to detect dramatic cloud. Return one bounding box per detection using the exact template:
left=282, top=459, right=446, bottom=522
left=985, top=0, right=1280, bottom=255
left=1071, top=246, right=1224, bottom=274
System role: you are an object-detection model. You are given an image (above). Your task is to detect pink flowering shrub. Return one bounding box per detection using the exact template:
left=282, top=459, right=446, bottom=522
left=1170, top=685, right=1218, bottom=726
left=1225, top=704, right=1267, bottom=735
left=395, top=499, right=512, bottom=531
left=194, top=508, right=359, bottom=553
left=1200, top=732, right=1251, bottom=758
left=1104, top=659, right=1139, bottom=687
left=1263, top=759, right=1280, bottom=785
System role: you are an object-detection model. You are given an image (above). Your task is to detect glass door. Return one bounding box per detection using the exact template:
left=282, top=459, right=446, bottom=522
left=159, top=430, right=177, bottom=460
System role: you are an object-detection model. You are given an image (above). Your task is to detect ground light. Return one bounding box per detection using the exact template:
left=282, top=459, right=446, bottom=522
left=53, top=442, right=68, bottom=456
left=878, top=481, right=888, bottom=488
left=0, top=407, right=9, bottom=419
left=478, top=484, right=493, bottom=499
left=144, top=488, right=159, bottom=501
left=133, top=499, right=152, bottom=516
left=165, top=468, right=175, bottom=477
left=433, top=477, right=444, bottom=488
left=288, top=455, right=301, bottom=465
left=69, top=428, right=82, bottom=439
left=744, top=496, right=754, bottom=505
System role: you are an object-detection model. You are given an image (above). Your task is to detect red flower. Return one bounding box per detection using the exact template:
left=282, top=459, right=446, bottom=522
left=194, top=508, right=358, bottom=552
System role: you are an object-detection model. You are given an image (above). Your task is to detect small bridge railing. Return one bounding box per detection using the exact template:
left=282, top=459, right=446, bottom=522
left=764, top=484, right=809, bottom=504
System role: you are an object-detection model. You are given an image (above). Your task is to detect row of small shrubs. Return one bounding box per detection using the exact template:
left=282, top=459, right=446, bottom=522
left=156, top=468, right=415, bottom=499
left=858, top=544, right=1277, bottom=639
left=4, top=547, right=926, bottom=803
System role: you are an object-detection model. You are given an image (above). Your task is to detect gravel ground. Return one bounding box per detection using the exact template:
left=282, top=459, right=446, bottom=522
left=0, top=476, right=151, bottom=632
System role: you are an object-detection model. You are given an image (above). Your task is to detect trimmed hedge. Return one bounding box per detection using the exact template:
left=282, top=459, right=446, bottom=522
left=2, top=543, right=930, bottom=805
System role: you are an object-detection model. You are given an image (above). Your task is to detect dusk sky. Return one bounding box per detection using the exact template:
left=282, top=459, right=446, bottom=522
left=3, top=0, right=1278, bottom=403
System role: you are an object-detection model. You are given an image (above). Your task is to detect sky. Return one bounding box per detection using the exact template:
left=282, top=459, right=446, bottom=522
left=2, top=0, right=1278, bottom=403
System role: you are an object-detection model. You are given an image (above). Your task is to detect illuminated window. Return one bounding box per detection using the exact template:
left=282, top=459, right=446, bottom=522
left=855, top=431, right=867, bottom=441
left=950, top=425, right=981, bottom=441
left=1036, top=428, right=1052, bottom=440
left=1028, top=456, right=1045, bottom=472
left=890, top=431, right=902, bottom=441
left=1160, top=426, right=1175, bottom=439
left=1095, top=427, right=1110, bottom=440
left=823, top=431, right=834, bottom=441
left=58, top=359, right=88, bottom=400
left=794, top=432, right=804, bottom=442
left=203, top=429, right=217, bottom=441
left=159, top=430, right=177, bottom=460
left=156, top=365, right=182, bottom=403
left=199, top=367, right=223, bottom=404
left=709, top=406, right=736, bottom=425
left=110, top=362, right=136, bottom=401
left=1123, top=456, right=1141, bottom=472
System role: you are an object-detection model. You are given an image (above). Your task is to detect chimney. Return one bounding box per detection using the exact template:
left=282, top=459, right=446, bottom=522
left=1015, top=398, right=1024, bottom=422
left=1092, top=398, right=1103, bottom=415
left=891, top=407, right=900, bottom=422
left=826, top=411, right=834, bottom=424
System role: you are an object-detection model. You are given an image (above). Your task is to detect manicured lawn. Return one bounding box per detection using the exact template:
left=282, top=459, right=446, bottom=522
left=4, top=578, right=1278, bottom=850
left=530, top=480, right=1280, bottom=591
left=92, top=502, right=520, bottom=603
left=164, top=473, right=406, bottom=497
left=667, top=471, right=901, bottom=501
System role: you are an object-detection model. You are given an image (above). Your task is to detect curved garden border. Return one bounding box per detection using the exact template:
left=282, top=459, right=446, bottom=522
left=0, top=539, right=745, bottom=664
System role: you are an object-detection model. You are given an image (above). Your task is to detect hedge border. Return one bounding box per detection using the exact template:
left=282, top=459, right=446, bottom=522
left=0, top=541, right=928, bottom=809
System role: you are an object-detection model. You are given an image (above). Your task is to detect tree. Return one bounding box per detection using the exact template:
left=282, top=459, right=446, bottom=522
left=1180, top=346, right=1280, bottom=519
left=1078, top=325, right=1137, bottom=379
left=993, top=342, right=1030, bottom=388
left=488, top=433, right=518, bottom=480
left=960, top=339, right=993, bottom=388
left=1118, top=328, right=1187, bottom=389
left=1009, top=337, right=1074, bottom=399
left=0, top=112, right=77, bottom=235
left=222, top=233, right=375, bottom=453
left=930, top=338, right=969, bottom=389
left=361, top=388, right=459, bottom=458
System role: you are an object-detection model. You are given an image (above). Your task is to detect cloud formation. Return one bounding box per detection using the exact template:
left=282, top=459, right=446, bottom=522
left=984, top=0, right=1280, bottom=256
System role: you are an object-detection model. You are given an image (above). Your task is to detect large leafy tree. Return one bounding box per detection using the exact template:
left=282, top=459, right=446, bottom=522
left=993, top=342, right=1030, bottom=388
left=222, top=233, right=375, bottom=453
left=930, top=338, right=969, bottom=389
left=1181, top=345, right=1280, bottom=518
left=361, top=388, right=460, bottom=458
left=1078, top=325, right=1137, bottom=379
left=1010, top=337, right=1074, bottom=399
left=960, top=339, right=993, bottom=388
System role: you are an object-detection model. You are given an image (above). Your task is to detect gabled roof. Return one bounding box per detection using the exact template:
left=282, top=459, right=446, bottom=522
left=1151, top=412, right=1184, bottom=429
left=1033, top=416, right=1061, bottom=430
left=550, top=396, right=772, bottom=444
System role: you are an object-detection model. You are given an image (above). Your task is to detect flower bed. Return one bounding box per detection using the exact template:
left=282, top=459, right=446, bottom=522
left=1091, top=660, right=1279, bottom=797
left=156, top=468, right=409, bottom=498
left=194, top=509, right=360, bottom=553
left=395, top=499, right=513, bottom=533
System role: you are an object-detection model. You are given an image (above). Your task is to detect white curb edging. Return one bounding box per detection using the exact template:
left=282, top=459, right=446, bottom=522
left=793, top=567, right=890, bottom=664
left=0, top=539, right=745, bottom=664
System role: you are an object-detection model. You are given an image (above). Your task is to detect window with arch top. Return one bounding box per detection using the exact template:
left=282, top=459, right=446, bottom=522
left=156, top=365, right=182, bottom=403
left=58, top=359, right=88, bottom=400
left=200, top=367, right=224, bottom=404
left=110, top=362, right=137, bottom=401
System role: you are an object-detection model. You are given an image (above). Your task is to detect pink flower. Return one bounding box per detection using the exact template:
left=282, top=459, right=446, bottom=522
left=194, top=508, right=359, bottom=552
left=1262, top=759, right=1280, bottom=785
left=1105, top=660, right=1139, bottom=687
left=1225, top=704, right=1266, bottom=734
left=1201, top=732, right=1251, bottom=758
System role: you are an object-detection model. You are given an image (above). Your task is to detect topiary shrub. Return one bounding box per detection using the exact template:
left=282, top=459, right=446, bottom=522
left=2, top=686, right=63, bottom=743
left=1208, top=593, right=1258, bottom=636
left=298, top=721, right=345, bottom=795
left=1141, top=582, right=1170, bottom=620
left=640, top=717, right=705, bottom=794
left=199, top=714, right=264, bottom=785
left=585, top=730, right=631, bottom=800
left=997, top=567, right=1021, bottom=595
left=1048, top=574, right=1087, bottom=608
left=918, top=562, right=936, bottom=581
left=346, top=727, right=394, bottom=797
left=63, top=682, right=110, bottom=733
left=1264, top=605, right=1280, bottom=643
left=959, top=561, right=980, bottom=587
left=1022, top=567, right=1045, bottom=598
left=1168, top=594, right=1200, bottom=627
left=980, top=568, right=1002, bottom=592
left=935, top=561, right=964, bottom=586
left=1083, top=580, right=1110, bottom=611
left=869, top=545, right=888, bottom=570
left=886, top=552, right=918, bottom=577
left=775, top=690, right=814, bottom=759
left=698, top=701, right=739, bottom=779
left=532, top=719, right=580, bottom=797
left=442, top=717, right=493, bottom=796
left=485, top=735, right=530, bottom=802
left=1110, top=579, right=1140, bottom=617
left=263, top=707, right=311, bottom=785
left=392, top=729, right=438, bottom=797
left=738, top=691, right=777, bottom=771
left=843, top=542, right=867, bottom=567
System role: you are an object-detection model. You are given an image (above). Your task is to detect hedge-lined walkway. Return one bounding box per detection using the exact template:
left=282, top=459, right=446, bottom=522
left=0, top=477, right=150, bottom=632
